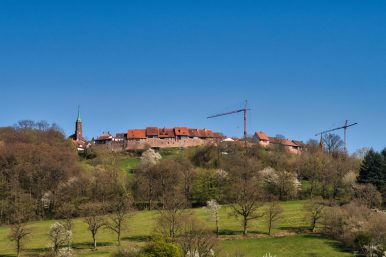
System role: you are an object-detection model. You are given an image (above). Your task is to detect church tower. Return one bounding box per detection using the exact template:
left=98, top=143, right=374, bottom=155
left=75, top=106, right=83, bottom=140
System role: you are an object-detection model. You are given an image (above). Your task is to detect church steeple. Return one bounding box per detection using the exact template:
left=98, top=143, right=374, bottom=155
left=77, top=105, right=82, bottom=122
left=75, top=106, right=83, bottom=140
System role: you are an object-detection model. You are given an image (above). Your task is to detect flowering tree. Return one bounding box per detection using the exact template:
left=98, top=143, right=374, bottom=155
left=259, top=167, right=300, bottom=200
left=8, top=222, right=30, bottom=257
left=205, top=200, right=221, bottom=237
left=48, top=222, right=72, bottom=254
left=141, top=148, right=162, bottom=166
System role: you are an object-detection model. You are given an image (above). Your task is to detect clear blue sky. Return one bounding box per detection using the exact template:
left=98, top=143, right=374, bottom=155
left=0, top=0, right=385, bottom=152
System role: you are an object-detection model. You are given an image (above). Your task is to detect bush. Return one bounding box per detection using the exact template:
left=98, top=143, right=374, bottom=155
left=111, top=247, right=141, bottom=257
left=140, top=237, right=182, bottom=257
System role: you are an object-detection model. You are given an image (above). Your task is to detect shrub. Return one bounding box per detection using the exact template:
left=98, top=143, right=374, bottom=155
left=140, top=237, right=182, bottom=257
left=111, top=247, right=141, bottom=257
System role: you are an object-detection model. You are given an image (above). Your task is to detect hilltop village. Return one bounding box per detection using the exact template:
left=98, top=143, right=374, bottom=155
left=69, top=110, right=304, bottom=154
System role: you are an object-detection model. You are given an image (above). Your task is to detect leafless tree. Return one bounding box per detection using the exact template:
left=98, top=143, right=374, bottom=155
left=106, top=192, right=133, bottom=246
left=156, top=192, right=187, bottom=241
left=15, top=120, right=35, bottom=129
left=178, top=216, right=218, bottom=257
left=178, top=158, right=195, bottom=203
left=322, top=133, right=344, bottom=154
left=82, top=202, right=107, bottom=250
left=230, top=177, right=264, bottom=235
left=304, top=198, right=325, bottom=232
left=35, top=120, right=50, bottom=131
left=135, top=159, right=182, bottom=210
left=265, top=201, right=283, bottom=235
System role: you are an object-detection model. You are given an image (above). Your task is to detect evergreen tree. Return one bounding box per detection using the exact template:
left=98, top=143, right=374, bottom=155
left=358, top=149, right=385, bottom=193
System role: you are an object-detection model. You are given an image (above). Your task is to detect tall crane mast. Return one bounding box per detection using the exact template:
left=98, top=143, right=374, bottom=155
left=315, top=120, right=358, bottom=152
left=207, top=101, right=250, bottom=147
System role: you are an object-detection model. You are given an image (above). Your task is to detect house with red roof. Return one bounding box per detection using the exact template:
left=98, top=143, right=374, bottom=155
left=175, top=127, right=190, bottom=139
left=127, top=129, right=147, bottom=141
left=254, top=131, right=303, bottom=154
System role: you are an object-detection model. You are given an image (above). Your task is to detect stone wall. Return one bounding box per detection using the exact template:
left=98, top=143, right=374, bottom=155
left=125, top=138, right=213, bottom=150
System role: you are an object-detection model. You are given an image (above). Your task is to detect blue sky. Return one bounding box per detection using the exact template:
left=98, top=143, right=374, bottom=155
left=0, top=0, right=385, bottom=152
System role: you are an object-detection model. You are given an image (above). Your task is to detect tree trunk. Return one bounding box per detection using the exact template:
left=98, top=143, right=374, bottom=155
left=268, top=220, right=272, bottom=236
left=311, top=218, right=316, bottom=232
left=243, top=216, right=248, bottom=235
left=17, top=240, right=20, bottom=257
left=93, top=233, right=97, bottom=250
left=117, top=230, right=121, bottom=246
left=215, top=216, right=219, bottom=237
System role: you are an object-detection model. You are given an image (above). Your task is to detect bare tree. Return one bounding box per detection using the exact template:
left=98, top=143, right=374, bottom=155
left=230, top=177, right=264, bottom=235
left=178, top=216, right=218, bottom=257
left=304, top=198, right=325, bottom=232
left=15, top=120, right=35, bottom=129
left=225, top=155, right=264, bottom=236
left=82, top=202, right=107, bottom=250
left=156, top=192, right=187, bottom=241
left=106, top=192, right=133, bottom=246
left=178, top=158, right=195, bottom=203
left=265, top=201, right=283, bottom=235
left=322, top=133, right=344, bottom=154
left=8, top=222, right=30, bottom=257
left=36, top=120, right=50, bottom=131
left=135, top=159, right=182, bottom=210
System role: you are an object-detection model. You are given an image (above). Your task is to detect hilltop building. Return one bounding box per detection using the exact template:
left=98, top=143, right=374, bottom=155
left=254, top=131, right=304, bottom=154
left=124, top=127, right=222, bottom=149
left=94, top=131, right=125, bottom=144
left=69, top=108, right=88, bottom=151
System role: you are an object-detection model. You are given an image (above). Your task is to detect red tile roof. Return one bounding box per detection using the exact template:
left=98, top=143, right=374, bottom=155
left=126, top=126, right=222, bottom=139
left=158, top=128, right=175, bottom=138
left=212, top=132, right=223, bottom=138
left=96, top=132, right=113, bottom=141
left=281, top=139, right=299, bottom=147
left=197, top=129, right=210, bottom=138
left=175, top=127, right=190, bottom=136
left=269, top=137, right=299, bottom=147
left=255, top=131, right=269, bottom=141
left=127, top=129, right=147, bottom=139
left=189, top=129, right=200, bottom=137
left=96, top=135, right=112, bottom=141
left=204, top=129, right=214, bottom=138
left=146, top=127, right=159, bottom=136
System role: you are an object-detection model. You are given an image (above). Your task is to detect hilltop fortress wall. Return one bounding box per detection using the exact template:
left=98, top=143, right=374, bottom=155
left=125, top=137, right=213, bottom=150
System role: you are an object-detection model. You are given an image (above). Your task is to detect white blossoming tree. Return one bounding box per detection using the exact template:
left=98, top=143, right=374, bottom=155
left=48, top=222, right=72, bottom=254
left=259, top=167, right=300, bottom=200
left=205, top=199, right=221, bottom=237
left=141, top=148, right=162, bottom=166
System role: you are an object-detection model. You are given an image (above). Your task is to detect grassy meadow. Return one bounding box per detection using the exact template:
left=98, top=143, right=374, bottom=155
left=0, top=200, right=354, bottom=257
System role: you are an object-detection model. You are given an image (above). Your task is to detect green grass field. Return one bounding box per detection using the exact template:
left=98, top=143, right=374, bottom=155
left=220, top=234, right=352, bottom=257
left=119, top=148, right=184, bottom=173
left=119, top=157, right=141, bottom=172
left=0, top=200, right=354, bottom=257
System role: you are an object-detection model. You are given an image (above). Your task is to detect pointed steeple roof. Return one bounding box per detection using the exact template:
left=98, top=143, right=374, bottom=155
left=77, top=106, right=82, bottom=122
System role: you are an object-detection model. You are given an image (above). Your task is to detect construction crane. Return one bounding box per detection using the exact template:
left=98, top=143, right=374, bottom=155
left=315, top=120, right=358, bottom=152
left=207, top=100, right=250, bottom=147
